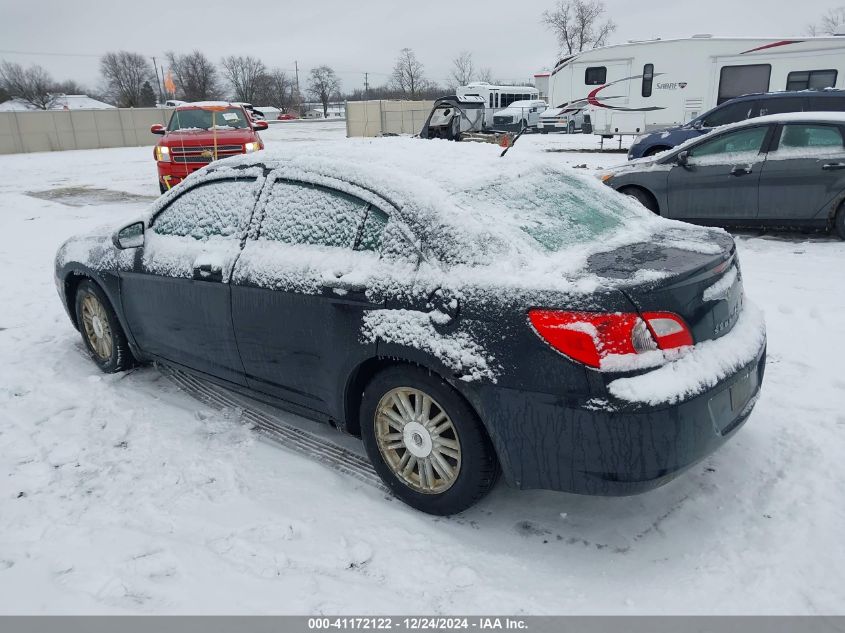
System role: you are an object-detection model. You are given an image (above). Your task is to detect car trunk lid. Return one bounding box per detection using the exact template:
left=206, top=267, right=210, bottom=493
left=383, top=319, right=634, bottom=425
left=586, top=230, right=743, bottom=344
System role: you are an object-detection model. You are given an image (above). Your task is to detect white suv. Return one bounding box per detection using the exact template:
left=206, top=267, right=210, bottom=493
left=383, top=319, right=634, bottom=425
left=538, top=106, right=588, bottom=134
left=492, top=100, right=548, bottom=131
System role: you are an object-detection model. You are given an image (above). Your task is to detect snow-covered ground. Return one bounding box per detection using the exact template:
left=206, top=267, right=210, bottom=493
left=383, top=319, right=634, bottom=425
left=1, top=120, right=843, bottom=614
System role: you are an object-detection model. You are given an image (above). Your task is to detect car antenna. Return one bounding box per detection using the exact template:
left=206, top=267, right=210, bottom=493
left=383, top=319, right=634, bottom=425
left=500, top=126, right=528, bottom=158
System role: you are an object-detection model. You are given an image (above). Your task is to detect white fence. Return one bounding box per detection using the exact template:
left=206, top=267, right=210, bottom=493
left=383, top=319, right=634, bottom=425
left=0, top=108, right=172, bottom=155
left=345, top=100, right=434, bottom=138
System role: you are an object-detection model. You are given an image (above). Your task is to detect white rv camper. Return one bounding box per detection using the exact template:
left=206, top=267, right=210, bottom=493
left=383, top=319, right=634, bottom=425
left=456, top=82, right=541, bottom=128
left=547, top=36, right=845, bottom=137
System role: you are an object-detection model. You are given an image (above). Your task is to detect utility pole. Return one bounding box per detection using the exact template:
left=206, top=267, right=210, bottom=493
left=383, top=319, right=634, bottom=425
left=294, top=60, right=301, bottom=115
left=364, top=72, right=369, bottom=101
left=152, top=56, right=164, bottom=104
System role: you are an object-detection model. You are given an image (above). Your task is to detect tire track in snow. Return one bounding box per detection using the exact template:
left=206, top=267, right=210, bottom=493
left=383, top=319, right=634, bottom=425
left=157, top=364, right=389, bottom=492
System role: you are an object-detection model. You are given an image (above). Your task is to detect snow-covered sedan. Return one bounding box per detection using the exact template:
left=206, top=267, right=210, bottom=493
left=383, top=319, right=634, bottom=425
left=55, top=139, right=767, bottom=515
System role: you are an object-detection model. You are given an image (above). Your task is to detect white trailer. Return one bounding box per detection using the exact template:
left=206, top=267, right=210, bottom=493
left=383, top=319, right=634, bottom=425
left=456, top=82, right=540, bottom=128
left=547, top=36, right=845, bottom=137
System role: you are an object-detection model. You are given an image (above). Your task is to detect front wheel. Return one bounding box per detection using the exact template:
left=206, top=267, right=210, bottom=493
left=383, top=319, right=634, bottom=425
left=568, top=121, right=576, bottom=134
left=621, top=186, right=659, bottom=214
left=360, top=366, right=498, bottom=515
left=74, top=280, right=134, bottom=373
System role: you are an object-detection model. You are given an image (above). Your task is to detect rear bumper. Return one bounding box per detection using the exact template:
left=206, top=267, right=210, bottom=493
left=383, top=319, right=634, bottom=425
left=477, top=340, right=766, bottom=495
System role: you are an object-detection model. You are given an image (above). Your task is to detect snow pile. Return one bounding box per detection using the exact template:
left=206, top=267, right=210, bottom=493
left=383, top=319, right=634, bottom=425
left=608, top=302, right=766, bottom=405
left=362, top=309, right=498, bottom=383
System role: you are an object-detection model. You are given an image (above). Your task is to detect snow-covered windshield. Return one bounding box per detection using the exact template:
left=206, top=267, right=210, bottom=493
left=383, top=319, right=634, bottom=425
left=168, top=107, right=250, bottom=131
left=452, top=169, right=630, bottom=254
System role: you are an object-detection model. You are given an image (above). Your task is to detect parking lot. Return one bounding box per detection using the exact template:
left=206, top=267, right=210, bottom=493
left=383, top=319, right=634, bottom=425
left=0, top=120, right=843, bottom=614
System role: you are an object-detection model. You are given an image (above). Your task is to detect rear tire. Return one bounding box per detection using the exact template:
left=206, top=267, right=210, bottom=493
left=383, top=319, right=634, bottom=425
left=74, top=279, right=134, bottom=373
left=621, top=186, right=659, bottom=214
left=360, top=366, right=498, bottom=515
left=835, top=205, right=845, bottom=240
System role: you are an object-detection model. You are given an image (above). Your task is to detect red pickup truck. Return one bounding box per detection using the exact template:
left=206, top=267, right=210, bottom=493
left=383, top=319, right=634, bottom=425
left=150, top=102, right=268, bottom=194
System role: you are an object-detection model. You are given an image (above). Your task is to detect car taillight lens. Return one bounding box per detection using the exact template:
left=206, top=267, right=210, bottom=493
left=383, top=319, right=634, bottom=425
left=528, top=309, right=693, bottom=369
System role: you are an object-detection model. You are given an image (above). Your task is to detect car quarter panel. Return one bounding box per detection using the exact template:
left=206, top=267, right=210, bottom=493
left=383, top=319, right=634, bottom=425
left=475, top=341, right=765, bottom=492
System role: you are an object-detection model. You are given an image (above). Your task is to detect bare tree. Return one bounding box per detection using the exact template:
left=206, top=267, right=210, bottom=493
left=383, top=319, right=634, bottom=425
left=477, top=67, right=495, bottom=84
left=307, top=66, right=341, bottom=117
left=392, top=48, right=427, bottom=98
left=450, top=51, right=475, bottom=88
left=542, top=0, right=616, bottom=55
left=256, top=68, right=293, bottom=111
left=221, top=55, right=267, bottom=103
left=53, top=79, right=87, bottom=95
left=0, top=61, right=59, bottom=109
left=100, top=51, right=154, bottom=107
left=807, top=6, right=845, bottom=35
left=166, top=50, right=220, bottom=101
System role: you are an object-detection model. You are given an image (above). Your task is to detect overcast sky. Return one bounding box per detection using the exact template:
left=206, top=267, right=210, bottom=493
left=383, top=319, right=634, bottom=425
left=0, top=0, right=839, bottom=93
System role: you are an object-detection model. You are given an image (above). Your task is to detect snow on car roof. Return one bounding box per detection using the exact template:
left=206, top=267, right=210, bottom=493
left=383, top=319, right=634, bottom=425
left=500, top=100, right=544, bottom=109
left=180, top=101, right=238, bottom=109
left=155, top=137, right=725, bottom=290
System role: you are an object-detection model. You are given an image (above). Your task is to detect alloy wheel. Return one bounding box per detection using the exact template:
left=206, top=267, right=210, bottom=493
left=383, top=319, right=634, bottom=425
left=374, top=387, right=462, bottom=494
left=80, top=292, right=113, bottom=360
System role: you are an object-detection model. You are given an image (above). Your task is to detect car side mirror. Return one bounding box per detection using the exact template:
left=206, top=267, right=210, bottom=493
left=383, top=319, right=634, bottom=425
left=114, top=221, right=145, bottom=250
left=150, top=124, right=166, bottom=135
left=676, top=150, right=690, bottom=167
left=692, top=120, right=704, bottom=130
left=252, top=120, right=269, bottom=131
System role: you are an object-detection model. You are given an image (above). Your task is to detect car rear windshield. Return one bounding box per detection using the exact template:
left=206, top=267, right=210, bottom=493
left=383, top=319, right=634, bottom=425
left=454, top=170, right=631, bottom=253
left=168, top=107, right=250, bottom=131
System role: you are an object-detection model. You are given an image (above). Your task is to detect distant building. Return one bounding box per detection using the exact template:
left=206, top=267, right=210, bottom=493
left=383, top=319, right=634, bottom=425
left=533, top=72, right=551, bottom=103
left=303, top=104, right=346, bottom=119
left=0, top=94, right=116, bottom=111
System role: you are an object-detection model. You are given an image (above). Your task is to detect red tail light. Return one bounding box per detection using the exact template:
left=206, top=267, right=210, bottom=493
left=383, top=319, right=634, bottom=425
left=528, top=309, right=693, bottom=369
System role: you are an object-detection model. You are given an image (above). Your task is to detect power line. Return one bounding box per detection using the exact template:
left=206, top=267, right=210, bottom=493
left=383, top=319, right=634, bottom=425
left=0, top=48, right=158, bottom=58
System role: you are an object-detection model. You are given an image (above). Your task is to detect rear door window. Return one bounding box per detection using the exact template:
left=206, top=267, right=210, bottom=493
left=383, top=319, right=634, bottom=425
left=755, top=97, right=804, bottom=117
left=718, top=65, right=771, bottom=104
left=702, top=101, right=755, bottom=127
left=774, top=124, right=845, bottom=156
left=806, top=96, right=845, bottom=111
left=356, top=207, right=390, bottom=252
left=259, top=181, right=368, bottom=248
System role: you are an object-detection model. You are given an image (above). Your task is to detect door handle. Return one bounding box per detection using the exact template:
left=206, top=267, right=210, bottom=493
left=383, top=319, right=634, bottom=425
left=193, top=263, right=223, bottom=282
left=322, top=280, right=367, bottom=294
left=730, top=166, right=753, bottom=176
left=822, top=163, right=845, bottom=171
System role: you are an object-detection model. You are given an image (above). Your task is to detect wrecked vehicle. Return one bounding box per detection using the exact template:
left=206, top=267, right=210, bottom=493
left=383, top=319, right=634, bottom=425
left=420, top=95, right=511, bottom=144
